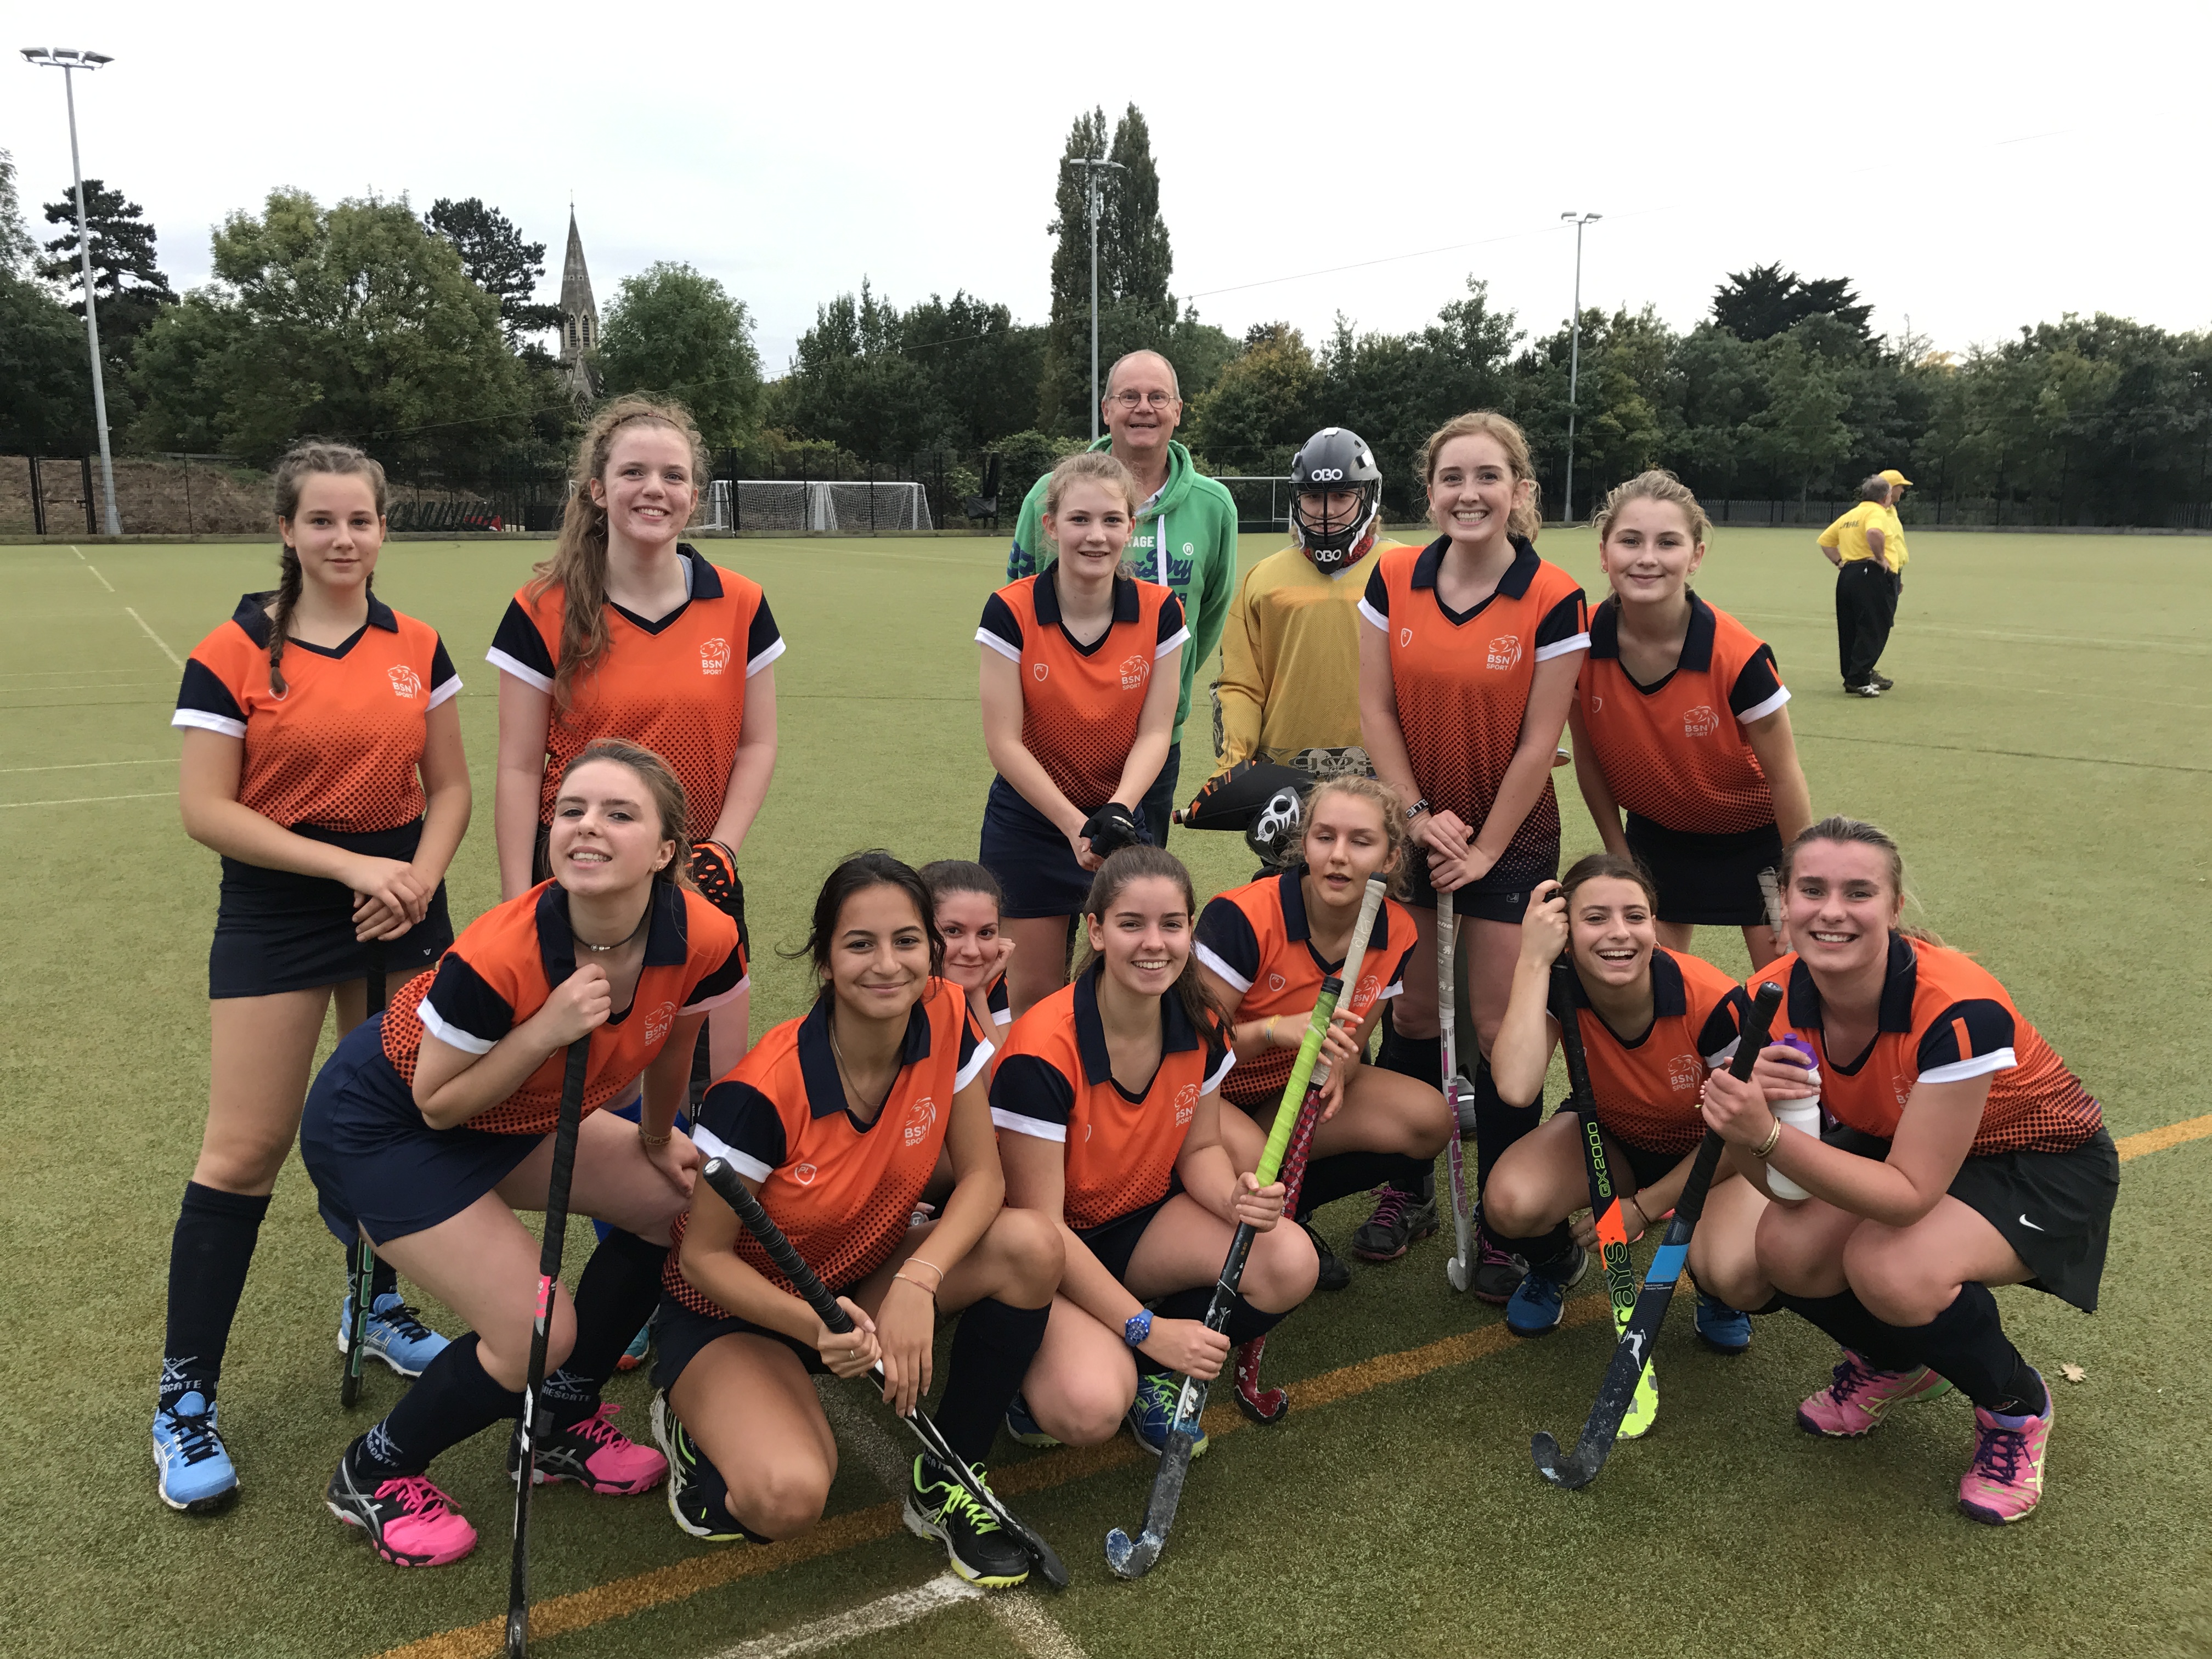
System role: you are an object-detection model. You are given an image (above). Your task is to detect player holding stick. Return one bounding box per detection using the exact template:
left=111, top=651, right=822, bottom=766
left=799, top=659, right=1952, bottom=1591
left=302, top=740, right=746, bottom=1566
left=1568, top=472, right=1813, bottom=970
left=994, top=847, right=1318, bottom=1456
left=977, top=452, right=1188, bottom=1018
left=1706, top=816, right=2118, bottom=1525
left=1358, top=412, right=1589, bottom=1301
left=1195, top=778, right=1444, bottom=1285
left=1484, top=857, right=1766, bottom=1359
left=652, top=853, right=1060, bottom=1586
left=155, top=443, right=469, bottom=1514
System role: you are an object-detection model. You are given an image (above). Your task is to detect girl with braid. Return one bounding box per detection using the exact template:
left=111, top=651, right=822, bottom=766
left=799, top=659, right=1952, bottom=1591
left=157, top=444, right=470, bottom=1513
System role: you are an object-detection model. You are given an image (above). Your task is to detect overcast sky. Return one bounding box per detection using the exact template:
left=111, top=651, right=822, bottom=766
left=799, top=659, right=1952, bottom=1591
left=9, top=0, right=2205, bottom=378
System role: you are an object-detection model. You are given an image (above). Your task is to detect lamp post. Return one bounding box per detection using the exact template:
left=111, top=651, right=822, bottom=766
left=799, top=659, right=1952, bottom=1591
left=1559, top=211, right=1601, bottom=525
left=22, top=47, right=121, bottom=536
left=1062, top=154, right=1125, bottom=440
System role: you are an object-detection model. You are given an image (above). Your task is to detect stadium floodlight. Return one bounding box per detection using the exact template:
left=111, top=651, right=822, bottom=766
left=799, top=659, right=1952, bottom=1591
left=1062, top=154, right=1126, bottom=441
left=1559, top=212, right=1601, bottom=526
left=22, top=47, right=122, bottom=535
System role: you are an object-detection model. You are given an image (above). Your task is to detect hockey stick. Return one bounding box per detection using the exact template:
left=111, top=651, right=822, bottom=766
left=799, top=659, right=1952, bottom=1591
left=1107, top=878, right=1388, bottom=1579
left=1531, top=980, right=1782, bottom=1489
left=506, top=1035, right=591, bottom=1658
left=341, top=949, right=388, bottom=1410
left=695, top=1157, right=1069, bottom=1592
left=1233, top=878, right=1391, bottom=1424
left=1550, top=958, right=1656, bottom=1436
left=1438, top=901, right=1475, bottom=1292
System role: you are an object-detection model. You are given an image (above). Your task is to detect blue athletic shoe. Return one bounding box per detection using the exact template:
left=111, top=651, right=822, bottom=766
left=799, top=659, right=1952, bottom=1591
left=338, top=1292, right=450, bottom=1379
left=153, top=1391, right=238, bottom=1512
left=1004, top=1392, right=1059, bottom=1448
left=1125, top=1370, right=1208, bottom=1460
left=617, top=1317, right=653, bottom=1372
left=1695, top=1293, right=1753, bottom=1355
left=1504, top=1248, right=1584, bottom=1338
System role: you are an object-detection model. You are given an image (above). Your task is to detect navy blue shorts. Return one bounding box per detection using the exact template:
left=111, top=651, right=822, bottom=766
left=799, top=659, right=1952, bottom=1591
left=1624, top=815, right=1783, bottom=928
left=978, top=776, right=1160, bottom=920
left=653, top=1283, right=861, bottom=1392
left=1074, top=1178, right=1183, bottom=1285
left=300, top=1017, right=541, bottom=1248
left=210, top=820, right=451, bottom=999
left=1405, top=851, right=1556, bottom=924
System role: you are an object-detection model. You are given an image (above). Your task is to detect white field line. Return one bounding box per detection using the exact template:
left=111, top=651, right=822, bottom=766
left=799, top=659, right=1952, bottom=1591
left=700, top=1573, right=982, bottom=1659
left=68, top=545, right=85, bottom=560
left=84, top=563, right=115, bottom=592
left=0, top=791, right=172, bottom=808
left=0, top=758, right=176, bottom=774
left=124, top=606, right=184, bottom=669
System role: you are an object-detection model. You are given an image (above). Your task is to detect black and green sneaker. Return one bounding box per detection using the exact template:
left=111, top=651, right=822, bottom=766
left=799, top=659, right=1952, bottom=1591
left=650, top=1391, right=743, bottom=1543
left=903, top=1454, right=1029, bottom=1587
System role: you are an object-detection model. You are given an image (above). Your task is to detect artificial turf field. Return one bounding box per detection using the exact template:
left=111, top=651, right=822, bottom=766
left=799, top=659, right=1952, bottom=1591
left=4, top=526, right=2209, bottom=1659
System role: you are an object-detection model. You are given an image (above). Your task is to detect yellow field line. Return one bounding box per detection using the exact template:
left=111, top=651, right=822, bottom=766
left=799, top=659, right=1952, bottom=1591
left=377, top=1114, right=2211, bottom=1659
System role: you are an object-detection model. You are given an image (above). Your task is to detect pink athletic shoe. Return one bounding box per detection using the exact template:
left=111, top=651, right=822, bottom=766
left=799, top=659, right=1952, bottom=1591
left=514, top=1401, right=668, bottom=1495
left=325, top=1458, right=478, bottom=1567
left=1958, top=1385, right=2053, bottom=1525
left=1796, top=1350, right=1953, bottom=1437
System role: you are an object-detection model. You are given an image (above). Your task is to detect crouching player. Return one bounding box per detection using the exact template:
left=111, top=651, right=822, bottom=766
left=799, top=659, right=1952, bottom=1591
left=1705, top=816, right=2118, bottom=1524
left=1484, top=856, right=1763, bottom=1356
left=1194, top=777, right=1447, bottom=1285
left=991, top=847, right=1318, bottom=1455
left=654, top=853, right=1062, bottom=1587
left=301, top=739, right=747, bottom=1564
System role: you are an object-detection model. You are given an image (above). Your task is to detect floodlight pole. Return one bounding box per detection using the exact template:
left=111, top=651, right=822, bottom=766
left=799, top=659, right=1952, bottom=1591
left=1063, top=154, right=1125, bottom=441
left=23, top=47, right=121, bottom=535
left=1559, top=211, right=1601, bottom=526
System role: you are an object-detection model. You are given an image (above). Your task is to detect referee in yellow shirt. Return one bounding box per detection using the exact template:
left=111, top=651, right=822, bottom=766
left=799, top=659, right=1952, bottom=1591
left=1817, top=475, right=1898, bottom=697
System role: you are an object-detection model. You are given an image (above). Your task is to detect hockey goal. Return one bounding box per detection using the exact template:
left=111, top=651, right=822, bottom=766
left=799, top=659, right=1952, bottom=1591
left=702, top=479, right=935, bottom=534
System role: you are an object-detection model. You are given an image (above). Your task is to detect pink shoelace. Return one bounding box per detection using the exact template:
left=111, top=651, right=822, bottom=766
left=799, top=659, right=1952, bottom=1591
left=565, top=1402, right=631, bottom=1449
left=374, top=1475, right=456, bottom=1520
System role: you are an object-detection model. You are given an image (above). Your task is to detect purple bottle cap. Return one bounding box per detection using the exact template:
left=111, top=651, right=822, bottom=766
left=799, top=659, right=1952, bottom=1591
left=1776, top=1034, right=1819, bottom=1076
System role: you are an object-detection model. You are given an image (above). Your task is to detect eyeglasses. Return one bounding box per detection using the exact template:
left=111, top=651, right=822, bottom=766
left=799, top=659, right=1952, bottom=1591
left=1109, top=390, right=1178, bottom=409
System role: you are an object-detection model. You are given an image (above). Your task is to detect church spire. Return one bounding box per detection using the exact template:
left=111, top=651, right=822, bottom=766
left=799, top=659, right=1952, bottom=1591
left=557, top=208, right=600, bottom=405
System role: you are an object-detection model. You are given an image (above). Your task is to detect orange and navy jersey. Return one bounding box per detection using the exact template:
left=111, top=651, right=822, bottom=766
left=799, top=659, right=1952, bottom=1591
left=977, top=570, right=1189, bottom=812
left=1747, top=934, right=2102, bottom=1156
left=962, top=970, right=1013, bottom=1048
left=1561, top=948, right=1750, bottom=1155
left=1578, top=594, right=1788, bottom=836
left=667, top=980, right=989, bottom=1307
left=1359, top=537, right=1587, bottom=887
left=487, top=546, right=783, bottom=840
left=378, top=880, right=746, bottom=1135
left=1194, top=867, right=1417, bottom=1109
left=990, top=962, right=1234, bottom=1232
left=172, top=592, right=459, bottom=832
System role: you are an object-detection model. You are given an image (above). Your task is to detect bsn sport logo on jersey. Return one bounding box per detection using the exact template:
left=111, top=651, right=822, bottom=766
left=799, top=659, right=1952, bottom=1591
left=1668, top=1054, right=1701, bottom=1093
left=386, top=665, right=423, bottom=699
left=1174, top=1082, right=1199, bottom=1125
left=1033, top=662, right=1050, bottom=682
left=904, top=1094, right=938, bottom=1148
left=1355, top=973, right=1381, bottom=1007
left=699, top=637, right=731, bottom=676
left=1486, top=635, right=1523, bottom=672
left=1681, top=705, right=1719, bottom=739
left=642, top=1001, right=677, bottom=1046
left=1119, top=653, right=1151, bottom=690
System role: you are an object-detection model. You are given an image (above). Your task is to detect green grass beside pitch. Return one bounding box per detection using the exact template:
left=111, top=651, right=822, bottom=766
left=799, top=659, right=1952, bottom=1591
left=1, top=528, right=2207, bottom=1658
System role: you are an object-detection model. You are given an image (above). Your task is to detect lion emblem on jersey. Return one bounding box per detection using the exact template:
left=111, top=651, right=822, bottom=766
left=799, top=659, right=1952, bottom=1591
left=1356, top=973, right=1381, bottom=1008
left=1174, top=1083, right=1199, bottom=1125
left=1667, top=1054, right=1701, bottom=1093
left=386, top=665, right=423, bottom=699
left=1119, top=653, right=1151, bottom=690
left=1682, top=705, right=1720, bottom=739
left=1486, top=635, right=1523, bottom=672
left=642, top=1001, right=677, bottom=1046
left=699, top=637, right=731, bottom=676
left=904, top=1094, right=938, bottom=1147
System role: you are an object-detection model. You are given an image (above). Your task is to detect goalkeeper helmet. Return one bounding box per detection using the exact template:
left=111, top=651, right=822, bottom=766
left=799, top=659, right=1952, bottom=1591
left=1245, top=785, right=1306, bottom=869
left=1290, top=427, right=1383, bottom=574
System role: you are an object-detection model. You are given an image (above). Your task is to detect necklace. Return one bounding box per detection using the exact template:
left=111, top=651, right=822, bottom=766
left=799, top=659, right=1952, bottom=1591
left=574, top=904, right=648, bottom=953
left=826, top=1013, right=894, bottom=1118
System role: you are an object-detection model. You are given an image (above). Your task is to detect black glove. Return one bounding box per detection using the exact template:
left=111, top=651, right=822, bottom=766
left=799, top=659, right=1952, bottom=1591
left=688, top=839, right=747, bottom=943
left=1080, top=803, right=1143, bottom=858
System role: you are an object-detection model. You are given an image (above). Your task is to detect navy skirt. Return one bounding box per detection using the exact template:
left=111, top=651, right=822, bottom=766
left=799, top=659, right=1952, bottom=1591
left=210, top=820, right=452, bottom=998
left=978, top=776, right=1158, bottom=920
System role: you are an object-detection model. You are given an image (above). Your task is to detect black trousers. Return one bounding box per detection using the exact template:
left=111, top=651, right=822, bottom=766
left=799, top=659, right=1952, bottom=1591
left=1835, top=559, right=1894, bottom=688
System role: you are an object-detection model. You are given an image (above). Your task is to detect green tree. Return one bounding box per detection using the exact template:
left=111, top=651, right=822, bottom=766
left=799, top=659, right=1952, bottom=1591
left=0, top=149, right=35, bottom=275
left=1713, top=263, right=1871, bottom=345
left=1186, top=323, right=1320, bottom=470
left=37, top=177, right=177, bottom=357
left=424, top=198, right=562, bottom=343
left=0, top=267, right=95, bottom=452
left=1748, top=331, right=1854, bottom=504
left=893, top=290, right=1046, bottom=447
left=596, top=262, right=763, bottom=446
left=127, top=188, right=535, bottom=466
left=779, top=280, right=947, bottom=457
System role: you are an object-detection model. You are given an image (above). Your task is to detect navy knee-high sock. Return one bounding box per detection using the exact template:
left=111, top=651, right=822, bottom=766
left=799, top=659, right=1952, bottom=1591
left=932, top=1297, right=1051, bottom=1467
left=1374, top=1013, right=1441, bottom=1088
left=543, top=1228, right=669, bottom=1428
left=351, top=1333, right=521, bottom=1479
left=1469, top=1060, right=1541, bottom=1198
left=1892, top=1283, right=2046, bottom=1416
left=1150, top=1285, right=1291, bottom=1361
left=1294, top=1150, right=1433, bottom=1220
left=162, top=1182, right=270, bottom=1408
left=1777, top=1289, right=1919, bottom=1372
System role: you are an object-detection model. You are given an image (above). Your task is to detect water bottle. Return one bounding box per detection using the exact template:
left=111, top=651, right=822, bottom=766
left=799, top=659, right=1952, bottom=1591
left=1765, top=1035, right=1822, bottom=1203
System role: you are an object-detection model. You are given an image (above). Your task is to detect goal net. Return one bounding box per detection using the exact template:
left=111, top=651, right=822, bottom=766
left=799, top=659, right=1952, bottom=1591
left=692, top=480, right=734, bottom=533
left=701, top=479, right=934, bottom=534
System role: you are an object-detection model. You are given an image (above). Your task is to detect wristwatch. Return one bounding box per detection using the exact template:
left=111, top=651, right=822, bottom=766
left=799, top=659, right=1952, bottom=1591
left=1123, top=1309, right=1154, bottom=1348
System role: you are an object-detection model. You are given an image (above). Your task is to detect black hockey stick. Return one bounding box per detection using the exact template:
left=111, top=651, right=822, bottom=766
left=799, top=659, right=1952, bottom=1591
left=1531, top=979, right=1782, bottom=1490
left=696, top=1157, right=1070, bottom=1592
left=1106, top=878, right=1388, bottom=1579
left=506, top=1035, right=591, bottom=1657
left=341, top=949, right=388, bottom=1410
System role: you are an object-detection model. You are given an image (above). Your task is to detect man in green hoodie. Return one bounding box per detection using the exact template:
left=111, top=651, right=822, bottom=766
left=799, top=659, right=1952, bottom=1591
left=1007, top=348, right=1239, bottom=846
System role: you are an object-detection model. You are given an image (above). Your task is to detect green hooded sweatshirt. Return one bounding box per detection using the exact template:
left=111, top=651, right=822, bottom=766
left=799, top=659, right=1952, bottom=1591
left=1007, top=437, right=1239, bottom=750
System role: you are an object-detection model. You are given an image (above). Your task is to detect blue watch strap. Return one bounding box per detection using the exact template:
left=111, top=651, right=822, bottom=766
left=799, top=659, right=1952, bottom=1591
left=1123, top=1309, right=1153, bottom=1347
